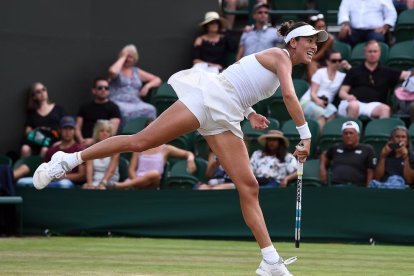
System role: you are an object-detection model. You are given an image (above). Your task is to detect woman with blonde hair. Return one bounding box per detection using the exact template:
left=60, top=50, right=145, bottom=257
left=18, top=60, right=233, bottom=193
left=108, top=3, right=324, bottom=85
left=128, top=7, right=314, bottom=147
left=108, top=44, right=161, bottom=123
left=82, top=120, right=120, bottom=189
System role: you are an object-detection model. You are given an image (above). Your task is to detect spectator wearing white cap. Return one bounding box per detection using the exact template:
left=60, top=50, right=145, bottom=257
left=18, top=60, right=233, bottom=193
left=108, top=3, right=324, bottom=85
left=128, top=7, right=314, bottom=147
left=320, top=121, right=376, bottom=186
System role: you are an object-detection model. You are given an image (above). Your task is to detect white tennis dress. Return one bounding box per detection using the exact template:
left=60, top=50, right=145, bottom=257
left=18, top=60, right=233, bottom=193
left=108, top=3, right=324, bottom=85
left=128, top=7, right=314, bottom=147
left=168, top=53, right=281, bottom=138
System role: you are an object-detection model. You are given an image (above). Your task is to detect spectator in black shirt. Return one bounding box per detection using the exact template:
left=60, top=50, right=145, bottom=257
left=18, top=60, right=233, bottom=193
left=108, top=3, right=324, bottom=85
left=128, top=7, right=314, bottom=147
left=192, top=11, right=236, bottom=73
left=21, top=82, right=66, bottom=157
left=75, top=77, right=121, bottom=147
left=337, top=40, right=412, bottom=119
left=320, top=121, right=376, bottom=186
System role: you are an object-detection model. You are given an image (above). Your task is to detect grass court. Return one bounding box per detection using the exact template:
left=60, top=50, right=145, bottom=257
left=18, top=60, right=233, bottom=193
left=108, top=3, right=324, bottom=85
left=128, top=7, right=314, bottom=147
left=1, top=237, right=413, bottom=275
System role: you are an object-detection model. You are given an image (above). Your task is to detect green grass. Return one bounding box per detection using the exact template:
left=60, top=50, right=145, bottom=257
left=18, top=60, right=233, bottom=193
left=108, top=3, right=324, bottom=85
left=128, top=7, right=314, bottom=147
left=0, top=237, right=413, bottom=275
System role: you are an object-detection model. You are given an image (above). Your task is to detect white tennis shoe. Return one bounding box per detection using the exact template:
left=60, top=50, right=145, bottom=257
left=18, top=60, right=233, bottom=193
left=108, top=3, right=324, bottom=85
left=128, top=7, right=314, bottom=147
left=33, top=151, right=71, bottom=190
left=256, top=256, right=297, bottom=276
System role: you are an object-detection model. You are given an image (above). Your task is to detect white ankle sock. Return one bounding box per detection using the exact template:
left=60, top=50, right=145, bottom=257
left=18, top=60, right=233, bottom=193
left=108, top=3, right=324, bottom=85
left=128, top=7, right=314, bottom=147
left=261, top=245, right=280, bottom=264
left=76, top=152, right=84, bottom=164
left=64, top=152, right=83, bottom=170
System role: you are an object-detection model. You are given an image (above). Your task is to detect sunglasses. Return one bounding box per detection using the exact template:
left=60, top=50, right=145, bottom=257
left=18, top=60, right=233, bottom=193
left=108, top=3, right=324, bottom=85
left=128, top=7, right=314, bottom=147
left=33, top=87, right=47, bottom=94
left=310, top=13, right=324, bottom=21
left=329, top=59, right=342, bottom=63
left=369, top=75, right=375, bottom=86
left=96, top=86, right=109, bottom=91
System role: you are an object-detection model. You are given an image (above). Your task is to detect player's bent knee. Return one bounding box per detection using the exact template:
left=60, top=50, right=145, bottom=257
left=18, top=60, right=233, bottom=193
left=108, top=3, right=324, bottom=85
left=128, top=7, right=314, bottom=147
left=237, top=180, right=260, bottom=198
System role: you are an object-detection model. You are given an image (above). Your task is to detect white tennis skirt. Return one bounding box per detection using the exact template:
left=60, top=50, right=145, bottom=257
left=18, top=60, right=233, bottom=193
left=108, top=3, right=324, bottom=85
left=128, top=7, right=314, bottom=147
left=168, top=68, right=245, bottom=139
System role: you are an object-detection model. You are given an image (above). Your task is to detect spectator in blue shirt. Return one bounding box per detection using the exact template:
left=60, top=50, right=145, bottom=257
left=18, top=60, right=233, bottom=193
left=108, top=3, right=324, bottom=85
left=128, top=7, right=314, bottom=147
left=235, top=3, right=283, bottom=60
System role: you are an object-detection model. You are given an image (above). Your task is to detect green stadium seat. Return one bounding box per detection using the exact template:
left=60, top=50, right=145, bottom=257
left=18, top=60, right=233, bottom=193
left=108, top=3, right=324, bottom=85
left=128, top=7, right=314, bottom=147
left=315, top=0, right=342, bottom=25
left=409, top=123, right=414, bottom=140
left=153, top=82, right=178, bottom=116
left=267, top=79, right=309, bottom=123
left=120, top=117, right=149, bottom=135
left=13, top=155, right=43, bottom=177
left=194, top=133, right=209, bottom=160
left=0, top=154, right=12, bottom=166
left=269, top=0, right=314, bottom=22
left=165, top=157, right=208, bottom=189
left=301, top=159, right=323, bottom=187
left=332, top=40, right=352, bottom=61
left=118, top=157, right=129, bottom=182
left=386, top=41, right=414, bottom=71
left=394, top=9, right=414, bottom=42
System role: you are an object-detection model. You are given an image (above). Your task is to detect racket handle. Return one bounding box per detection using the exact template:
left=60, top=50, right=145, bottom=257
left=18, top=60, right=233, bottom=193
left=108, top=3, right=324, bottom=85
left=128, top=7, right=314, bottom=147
left=297, top=162, right=304, bottom=176
left=295, top=240, right=300, bottom=248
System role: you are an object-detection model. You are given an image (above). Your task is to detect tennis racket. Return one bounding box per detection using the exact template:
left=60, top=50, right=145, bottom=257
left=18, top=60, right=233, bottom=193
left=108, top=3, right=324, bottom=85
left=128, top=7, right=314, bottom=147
left=295, top=161, right=303, bottom=248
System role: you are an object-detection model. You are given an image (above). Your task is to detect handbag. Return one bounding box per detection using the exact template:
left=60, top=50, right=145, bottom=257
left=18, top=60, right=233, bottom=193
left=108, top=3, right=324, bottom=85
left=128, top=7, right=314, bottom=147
left=26, top=128, right=59, bottom=147
left=402, top=75, right=414, bottom=93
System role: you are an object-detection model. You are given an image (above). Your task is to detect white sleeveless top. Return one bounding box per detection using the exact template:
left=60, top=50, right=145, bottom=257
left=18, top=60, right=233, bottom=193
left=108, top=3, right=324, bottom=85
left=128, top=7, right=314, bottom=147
left=221, top=53, right=280, bottom=109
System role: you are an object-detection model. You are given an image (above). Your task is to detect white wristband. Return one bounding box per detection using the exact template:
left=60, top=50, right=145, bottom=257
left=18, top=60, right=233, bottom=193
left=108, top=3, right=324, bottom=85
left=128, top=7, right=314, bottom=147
left=244, top=107, right=255, bottom=119
left=296, top=122, right=312, bottom=140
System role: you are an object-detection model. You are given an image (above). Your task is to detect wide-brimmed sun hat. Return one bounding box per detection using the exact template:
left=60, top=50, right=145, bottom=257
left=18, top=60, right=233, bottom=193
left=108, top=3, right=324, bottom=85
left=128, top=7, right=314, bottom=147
left=258, top=130, right=289, bottom=147
left=199, top=11, right=228, bottom=27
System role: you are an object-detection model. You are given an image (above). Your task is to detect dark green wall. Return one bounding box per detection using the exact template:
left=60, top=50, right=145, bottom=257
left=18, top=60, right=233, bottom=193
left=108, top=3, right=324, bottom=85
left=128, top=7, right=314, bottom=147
left=0, top=0, right=218, bottom=154
left=16, top=187, right=414, bottom=244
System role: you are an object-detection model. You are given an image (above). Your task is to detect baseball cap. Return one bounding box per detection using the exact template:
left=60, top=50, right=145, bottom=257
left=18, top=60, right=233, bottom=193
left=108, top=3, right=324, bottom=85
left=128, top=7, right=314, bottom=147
left=60, top=116, right=76, bottom=128
left=341, top=121, right=360, bottom=133
left=253, top=2, right=269, bottom=13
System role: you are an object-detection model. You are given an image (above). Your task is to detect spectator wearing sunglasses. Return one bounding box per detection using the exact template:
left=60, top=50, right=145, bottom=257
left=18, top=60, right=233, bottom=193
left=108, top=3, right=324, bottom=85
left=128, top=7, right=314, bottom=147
left=235, top=3, right=284, bottom=61
left=75, top=77, right=121, bottom=147
left=338, top=40, right=412, bottom=119
left=337, top=0, right=397, bottom=46
left=108, top=44, right=161, bottom=123
left=20, top=82, right=66, bottom=157
left=300, top=50, right=350, bottom=133
left=306, top=14, right=334, bottom=81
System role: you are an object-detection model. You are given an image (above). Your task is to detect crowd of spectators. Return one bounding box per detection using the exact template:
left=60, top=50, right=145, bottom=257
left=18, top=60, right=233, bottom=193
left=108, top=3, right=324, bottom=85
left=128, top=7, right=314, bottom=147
left=3, top=0, right=414, bottom=192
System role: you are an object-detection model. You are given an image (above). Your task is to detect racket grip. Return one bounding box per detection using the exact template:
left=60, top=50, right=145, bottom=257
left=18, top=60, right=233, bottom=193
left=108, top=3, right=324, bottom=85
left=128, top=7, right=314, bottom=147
left=297, top=162, right=304, bottom=176
left=295, top=240, right=300, bottom=248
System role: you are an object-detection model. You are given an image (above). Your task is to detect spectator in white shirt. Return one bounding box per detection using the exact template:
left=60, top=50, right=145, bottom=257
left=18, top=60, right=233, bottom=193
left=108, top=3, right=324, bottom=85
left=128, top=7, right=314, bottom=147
left=300, top=50, right=351, bottom=133
left=337, top=0, right=397, bottom=46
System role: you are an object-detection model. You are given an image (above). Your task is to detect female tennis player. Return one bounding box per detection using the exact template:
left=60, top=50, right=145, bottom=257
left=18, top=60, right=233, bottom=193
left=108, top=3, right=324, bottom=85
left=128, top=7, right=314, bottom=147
left=33, top=21, right=327, bottom=276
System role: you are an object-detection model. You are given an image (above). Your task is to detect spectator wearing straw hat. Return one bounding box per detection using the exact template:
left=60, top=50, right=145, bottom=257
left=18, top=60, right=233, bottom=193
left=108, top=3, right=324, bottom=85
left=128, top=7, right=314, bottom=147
left=320, top=121, right=376, bottom=187
left=250, top=130, right=298, bottom=188
left=235, top=3, right=283, bottom=61
left=192, top=11, right=237, bottom=74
